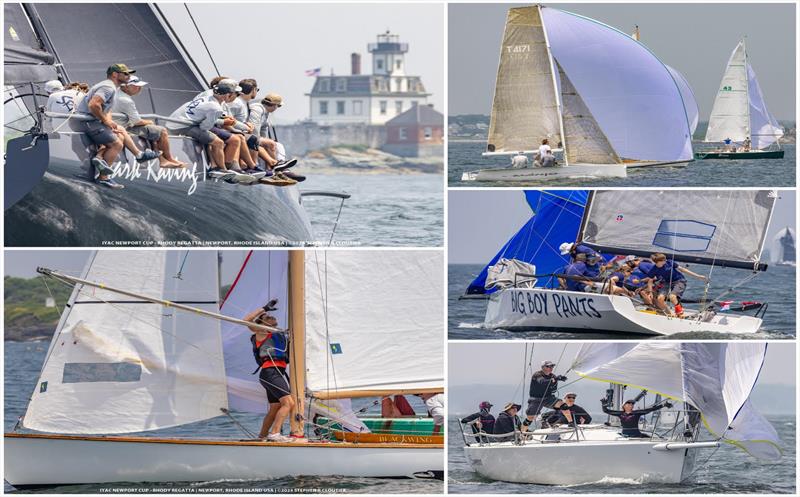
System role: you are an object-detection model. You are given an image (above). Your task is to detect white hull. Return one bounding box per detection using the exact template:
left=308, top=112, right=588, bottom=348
left=485, top=288, right=762, bottom=336
left=460, top=160, right=690, bottom=182
left=464, top=438, right=695, bottom=485
left=4, top=434, right=443, bottom=487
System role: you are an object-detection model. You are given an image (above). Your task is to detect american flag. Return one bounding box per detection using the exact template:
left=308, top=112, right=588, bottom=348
left=719, top=300, right=733, bottom=311
left=305, top=67, right=321, bottom=77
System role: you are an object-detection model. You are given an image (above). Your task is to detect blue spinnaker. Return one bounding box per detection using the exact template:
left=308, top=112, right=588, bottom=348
left=466, top=190, right=589, bottom=294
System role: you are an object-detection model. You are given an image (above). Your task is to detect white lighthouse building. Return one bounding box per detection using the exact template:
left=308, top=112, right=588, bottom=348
left=307, top=31, right=431, bottom=125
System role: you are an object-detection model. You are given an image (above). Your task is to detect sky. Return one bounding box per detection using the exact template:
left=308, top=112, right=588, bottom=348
left=158, top=3, right=444, bottom=124
left=449, top=3, right=796, bottom=120
left=448, top=189, right=797, bottom=264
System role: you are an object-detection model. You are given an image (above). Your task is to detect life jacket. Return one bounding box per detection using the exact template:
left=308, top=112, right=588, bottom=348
left=250, top=333, right=289, bottom=371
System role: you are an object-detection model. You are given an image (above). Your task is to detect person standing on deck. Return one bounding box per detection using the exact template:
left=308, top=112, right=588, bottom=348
left=522, top=361, right=567, bottom=430
left=244, top=301, right=297, bottom=443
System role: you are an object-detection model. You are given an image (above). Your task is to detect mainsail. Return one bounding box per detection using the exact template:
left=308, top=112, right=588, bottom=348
left=580, top=190, right=776, bottom=269
left=23, top=251, right=228, bottom=434
left=572, top=342, right=782, bottom=460
left=4, top=4, right=58, bottom=85
left=486, top=6, right=562, bottom=154
left=771, top=227, right=796, bottom=264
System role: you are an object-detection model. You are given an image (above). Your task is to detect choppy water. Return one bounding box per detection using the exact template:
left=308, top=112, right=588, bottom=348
left=448, top=141, right=796, bottom=188
left=3, top=340, right=442, bottom=494
left=303, top=173, right=443, bottom=247
left=448, top=264, right=796, bottom=339
left=447, top=416, right=796, bottom=494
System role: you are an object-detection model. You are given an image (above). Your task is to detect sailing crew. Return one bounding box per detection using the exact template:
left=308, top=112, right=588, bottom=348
left=227, top=79, right=278, bottom=173
left=511, top=152, right=529, bottom=169
left=623, top=257, right=655, bottom=306
left=536, top=139, right=556, bottom=167
left=543, top=393, right=592, bottom=427
left=643, top=253, right=708, bottom=318
left=421, top=392, right=445, bottom=427
left=522, top=361, right=567, bottom=430
left=460, top=401, right=496, bottom=443
left=244, top=302, right=297, bottom=443
left=381, top=395, right=416, bottom=417
left=113, top=76, right=185, bottom=168
left=493, top=402, right=522, bottom=442
left=561, top=253, right=594, bottom=292
left=560, top=242, right=606, bottom=276
left=602, top=398, right=672, bottom=438
left=77, top=64, right=161, bottom=188
left=742, top=136, right=752, bottom=152
left=45, top=80, right=78, bottom=113
left=606, top=265, right=634, bottom=297
left=258, top=93, right=304, bottom=182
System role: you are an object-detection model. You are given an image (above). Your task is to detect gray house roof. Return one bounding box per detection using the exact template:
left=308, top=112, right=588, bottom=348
left=386, top=104, right=443, bottom=126
left=307, top=75, right=429, bottom=97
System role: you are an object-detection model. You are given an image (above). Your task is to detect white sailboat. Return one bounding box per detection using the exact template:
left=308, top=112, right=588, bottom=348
left=481, top=190, right=776, bottom=336
left=697, top=39, right=785, bottom=160
left=4, top=250, right=444, bottom=488
left=461, top=5, right=694, bottom=182
left=462, top=343, right=782, bottom=485
left=771, top=227, right=796, bottom=267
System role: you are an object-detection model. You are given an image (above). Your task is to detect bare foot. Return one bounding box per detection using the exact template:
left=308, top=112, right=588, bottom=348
left=159, top=159, right=186, bottom=168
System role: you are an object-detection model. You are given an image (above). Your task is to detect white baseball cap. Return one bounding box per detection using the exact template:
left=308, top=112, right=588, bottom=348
left=124, top=76, right=148, bottom=87
left=559, top=242, right=574, bottom=256
left=44, top=80, right=64, bottom=94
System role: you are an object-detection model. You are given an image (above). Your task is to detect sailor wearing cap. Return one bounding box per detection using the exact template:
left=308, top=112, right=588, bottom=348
left=543, top=392, right=592, bottom=427
left=460, top=401, right=496, bottom=443
left=601, top=396, right=672, bottom=438
left=492, top=402, right=522, bottom=442
left=45, top=80, right=81, bottom=114
left=522, top=360, right=568, bottom=431
left=256, top=93, right=303, bottom=182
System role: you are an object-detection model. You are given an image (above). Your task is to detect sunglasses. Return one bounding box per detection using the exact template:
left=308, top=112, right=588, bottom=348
left=266, top=102, right=282, bottom=107
left=566, top=397, right=576, bottom=400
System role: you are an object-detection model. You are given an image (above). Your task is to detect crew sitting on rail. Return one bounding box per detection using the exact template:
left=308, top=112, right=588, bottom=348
left=605, top=265, right=635, bottom=297
left=622, top=257, right=656, bottom=307
left=642, top=253, right=708, bottom=318
left=602, top=398, right=672, bottom=438
left=113, top=76, right=185, bottom=168
left=522, top=360, right=567, bottom=431
left=533, top=138, right=556, bottom=168
left=45, top=80, right=86, bottom=114
left=493, top=402, right=522, bottom=442
left=542, top=392, right=592, bottom=427
left=257, top=93, right=303, bottom=182
left=460, top=401, right=496, bottom=443
left=561, top=253, right=596, bottom=292
left=228, top=78, right=277, bottom=173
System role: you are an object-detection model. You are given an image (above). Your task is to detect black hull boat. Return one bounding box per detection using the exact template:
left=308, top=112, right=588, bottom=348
left=694, top=150, right=784, bottom=160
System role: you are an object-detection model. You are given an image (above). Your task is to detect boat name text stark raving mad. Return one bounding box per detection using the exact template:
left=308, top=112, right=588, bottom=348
left=510, top=290, right=602, bottom=319
left=112, top=160, right=201, bottom=195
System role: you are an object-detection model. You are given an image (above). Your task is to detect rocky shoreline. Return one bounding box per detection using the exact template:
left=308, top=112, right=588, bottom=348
left=298, top=147, right=443, bottom=175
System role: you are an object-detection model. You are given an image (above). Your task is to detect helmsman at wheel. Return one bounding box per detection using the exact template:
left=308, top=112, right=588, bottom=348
left=522, top=360, right=567, bottom=430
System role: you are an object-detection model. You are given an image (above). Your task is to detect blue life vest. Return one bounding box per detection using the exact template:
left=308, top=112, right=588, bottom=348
left=250, top=333, right=289, bottom=368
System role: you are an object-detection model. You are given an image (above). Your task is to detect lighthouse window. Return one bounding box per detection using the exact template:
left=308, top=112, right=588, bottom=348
left=377, top=59, right=384, bottom=70
left=379, top=101, right=387, bottom=115
left=335, top=79, right=346, bottom=92
left=336, top=101, right=345, bottom=115
left=396, top=60, right=402, bottom=70
left=353, top=101, right=363, bottom=115
left=320, top=101, right=328, bottom=115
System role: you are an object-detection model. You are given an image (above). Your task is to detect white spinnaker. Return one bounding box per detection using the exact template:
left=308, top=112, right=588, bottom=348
left=746, top=62, right=784, bottom=150
left=220, top=251, right=289, bottom=413
left=486, top=6, right=562, bottom=154
left=23, top=251, right=228, bottom=434
left=582, top=190, right=775, bottom=266
left=556, top=60, right=621, bottom=165
left=572, top=343, right=781, bottom=460
left=706, top=41, right=749, bottom=143
left=666, top=65, right=699, bottom=135
left=304, top=251, right=444, bottom=396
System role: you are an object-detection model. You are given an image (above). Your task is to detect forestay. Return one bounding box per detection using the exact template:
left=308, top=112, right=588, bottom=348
left=580, top=190, right=776, bottom=268
left=220, top=251, right=289, bottom=413
left=541, top=6, right=692, bottom=162
left=486, top=6, right=562, bottom=154
left=746, top=62, right=783, bottom=150
left=304, top=251, right=443, bottom=396
left=572, top=342, right=782, bottom=460
left=23, top=251, right=228, bottom=434
left=705, top=41, right=749, bottom=143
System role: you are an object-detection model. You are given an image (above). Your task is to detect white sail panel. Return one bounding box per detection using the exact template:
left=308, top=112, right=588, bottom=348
left=771, top=227, right=795, bottom=264
left=556, top=60, right=621, bottom=165
left=582, top=190, right=776, bottom=267
left=541, top=7, right=692, bottom=162
left=220, top=251, right=289, bottom=413
left=747, top=62, right=783, bottom=150
left=666, top=65, right=699, bottom=135
left=705, top=41, right=749, bottom=143
left=486, top=6, right=562, bottom=154
left=304, top=251, right=444, bottom=395
left=23, top=251, right=228, bottom=434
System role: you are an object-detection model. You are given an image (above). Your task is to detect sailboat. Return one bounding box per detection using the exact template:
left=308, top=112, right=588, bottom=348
left=4, top=250, right=444, bottom=488
left=462, top=342, right=782, bottom=485
left=461, top=5, right=695, bottom=183
left=771, top=227, right=796, bottom=267
left=465, top=190, right=776, bottom=336
left=3, top=3, right=342, bottom=246
left=696, top=39, right=785, bottom=160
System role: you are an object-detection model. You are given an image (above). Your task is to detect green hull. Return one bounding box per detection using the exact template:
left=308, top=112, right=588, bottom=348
left=694, top=150, right=784, bottom=160
left=317, top=417, right=439, bottom=435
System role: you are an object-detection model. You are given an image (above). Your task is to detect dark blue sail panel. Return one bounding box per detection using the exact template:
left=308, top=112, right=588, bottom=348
left=4, top=4, right=58, bottom=84
left=466, top=190, right=589, bottom=294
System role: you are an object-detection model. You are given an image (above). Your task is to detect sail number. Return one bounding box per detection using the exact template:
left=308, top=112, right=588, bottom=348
left=722, top=86, right=733, bottom=91
left=505, top=44, right=531, bottom=54
left=510, top=291, right=602, bottom=319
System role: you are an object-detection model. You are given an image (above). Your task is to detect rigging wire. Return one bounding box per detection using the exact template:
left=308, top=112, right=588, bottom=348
left=184, top=3, right=221, bottom=77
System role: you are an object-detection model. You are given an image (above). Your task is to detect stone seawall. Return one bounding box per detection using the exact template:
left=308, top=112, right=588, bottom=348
left=277, top=122, right=387, bottom=155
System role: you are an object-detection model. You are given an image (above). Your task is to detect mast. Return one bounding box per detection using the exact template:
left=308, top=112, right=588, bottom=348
left=742, top=38, right=751, bottom=143
left=539, top=5, right=569, bottom=166
left=21, top=4, right=69, bottom=82
left=576, top=190, right=595, bottom=242
left=288, top=250, right=306, bottom=435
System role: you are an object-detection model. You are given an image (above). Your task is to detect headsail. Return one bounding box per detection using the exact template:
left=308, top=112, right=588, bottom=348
left=304, top=251, right=443, bottom=397
left=580, top=190, right=776, bottom=269
left=572, top=342, right=782, bottom=460
left=666, top=65, right=699, bottom=136
left=705, top=40, right=750, bottom=143
left=771, top=227, right=796, bottom=265
left=556, top=60, right=621, bottom=165
left=486, top=6, right=562, bottom=154
left=746, top=62, right=784, bottom=150
left=23, top=251, right=228, bottom=434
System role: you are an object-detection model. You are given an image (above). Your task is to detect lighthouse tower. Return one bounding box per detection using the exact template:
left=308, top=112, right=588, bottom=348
left=369, top=30, right=407, bottom=77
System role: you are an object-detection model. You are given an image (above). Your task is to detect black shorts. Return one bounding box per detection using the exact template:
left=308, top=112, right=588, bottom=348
left=259, top=366, right=291, bottom=403
left=526, top=396, right=559, bottom=416
left=210, top=127, right=233, bottom=141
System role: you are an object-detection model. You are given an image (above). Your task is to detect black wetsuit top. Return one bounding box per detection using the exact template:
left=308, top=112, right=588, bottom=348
left=545, top=403, right=592, bottom=426
left=529, top=371, right=559, bottom=398
left=602, top=404, right=664, bottom=437
left=461, top=412, right=496, bottom=433
left=493, top=411, right=522, bottom=442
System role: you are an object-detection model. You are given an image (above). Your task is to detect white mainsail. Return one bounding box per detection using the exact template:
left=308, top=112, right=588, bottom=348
left=23, top=251, right=228, bottom=434
left=572, top=342, right=782, bottom=460
left=304, top=250, right=444, bottom=397
left=581, top=190, right=776, bottom=268
left=706, top=41, right=749, bottom=144
left=486, top=6, right=562, bottom=154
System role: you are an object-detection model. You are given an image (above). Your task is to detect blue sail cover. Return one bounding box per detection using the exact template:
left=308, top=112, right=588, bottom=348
left=466, top=190, right=588, bottom=294
left=542, top=7, right=693, bottom=162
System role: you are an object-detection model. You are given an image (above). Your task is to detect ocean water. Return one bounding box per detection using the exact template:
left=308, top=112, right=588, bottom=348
left=3, top=340, right=443, bottom=494
left=448, top=264, right=796, bottom=340
left=302, top=173, right=444, bottom=247
left=446, top=416, right=796, bottom=494
left=448, top=141, right=796, bottom=188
